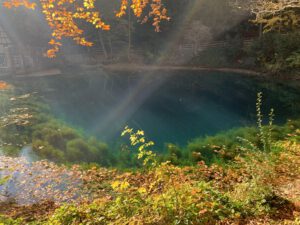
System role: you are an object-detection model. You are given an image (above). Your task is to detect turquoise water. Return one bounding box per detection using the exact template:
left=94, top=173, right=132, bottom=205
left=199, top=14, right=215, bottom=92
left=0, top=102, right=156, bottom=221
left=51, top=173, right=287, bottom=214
left=10, top=69, right=300, bottom=148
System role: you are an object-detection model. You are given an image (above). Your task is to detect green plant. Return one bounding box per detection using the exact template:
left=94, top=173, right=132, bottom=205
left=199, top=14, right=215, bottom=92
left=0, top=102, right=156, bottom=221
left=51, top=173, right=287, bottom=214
left=0, top=174, right=10, bottom=186
left=0, top=91, right=115, bottom=165
left=187, top=126, right=259, bottom=164
left=227, top=178, right=274, bottom=216
left=121, top=126, right=157, bottom=168
left=160, top=143, right=190, bottom=166
left=255, top=92, right=274, bottom=152
left=286, top=51, right=300, bottom=69
left=247, top=31, right=300, bottom=74
left=0, top=215, right=23, bottom=225
left=236, top=92, right=275, bottom=153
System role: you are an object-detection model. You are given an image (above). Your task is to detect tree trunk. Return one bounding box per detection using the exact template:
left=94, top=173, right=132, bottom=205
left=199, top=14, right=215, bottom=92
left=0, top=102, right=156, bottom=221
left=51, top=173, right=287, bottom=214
left=98, top=31, right=108, bottom=59
left=128, top=8, right=132, bottom=61
left=259, top=23, right=263, bottom=38
left=108, top=35, right=113, bottom=60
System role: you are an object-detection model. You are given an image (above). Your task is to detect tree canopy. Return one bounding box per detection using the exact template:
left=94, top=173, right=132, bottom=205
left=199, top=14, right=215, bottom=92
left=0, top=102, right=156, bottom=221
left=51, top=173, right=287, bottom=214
left=232, top=0, right=300, bottom=32
left=2, top=0, right=170, bottom=57
left=2, top=0, right=299, bottom=58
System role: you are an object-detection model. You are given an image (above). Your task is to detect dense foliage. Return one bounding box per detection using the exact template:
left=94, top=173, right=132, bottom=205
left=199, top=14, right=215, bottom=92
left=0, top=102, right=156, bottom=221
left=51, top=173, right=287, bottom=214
left=247, top=31, right=300, bottom=74
left=0, top=127, right=299, bottom=224
left=0, top=88, right=113, bottom=166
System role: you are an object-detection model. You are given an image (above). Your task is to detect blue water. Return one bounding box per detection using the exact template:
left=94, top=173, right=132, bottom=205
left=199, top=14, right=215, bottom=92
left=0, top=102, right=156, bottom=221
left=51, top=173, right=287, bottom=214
left=11, top=69, right=300, bottom=148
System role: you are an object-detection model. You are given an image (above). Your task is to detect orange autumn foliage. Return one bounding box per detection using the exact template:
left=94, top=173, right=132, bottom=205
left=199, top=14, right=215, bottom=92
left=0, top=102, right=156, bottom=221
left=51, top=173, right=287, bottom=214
left=2, top=0, right=170, bottom=57
left=2, top=0, right=36, bottom=9
left=0, top=81, right=11, bottom=90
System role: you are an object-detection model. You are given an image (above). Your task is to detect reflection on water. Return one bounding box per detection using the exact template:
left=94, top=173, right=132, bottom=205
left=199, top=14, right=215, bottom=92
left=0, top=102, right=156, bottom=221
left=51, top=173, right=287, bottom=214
left=8, top=69, right=300, bottom=148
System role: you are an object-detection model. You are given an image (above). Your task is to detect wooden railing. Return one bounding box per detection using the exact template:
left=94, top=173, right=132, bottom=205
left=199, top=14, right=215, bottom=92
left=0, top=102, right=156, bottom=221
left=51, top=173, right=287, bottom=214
left=180, top=39, right=254, bottom=51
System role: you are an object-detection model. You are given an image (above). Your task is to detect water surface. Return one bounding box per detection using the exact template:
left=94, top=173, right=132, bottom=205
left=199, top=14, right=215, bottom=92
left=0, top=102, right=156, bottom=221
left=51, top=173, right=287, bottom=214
left=9, top=69, right=300, bottom=149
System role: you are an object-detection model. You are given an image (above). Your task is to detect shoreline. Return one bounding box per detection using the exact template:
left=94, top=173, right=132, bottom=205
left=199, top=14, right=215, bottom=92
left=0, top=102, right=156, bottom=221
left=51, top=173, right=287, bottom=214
left=101, top=63, right=264, bottom=76
left=2, top=64, right=298, bottom=81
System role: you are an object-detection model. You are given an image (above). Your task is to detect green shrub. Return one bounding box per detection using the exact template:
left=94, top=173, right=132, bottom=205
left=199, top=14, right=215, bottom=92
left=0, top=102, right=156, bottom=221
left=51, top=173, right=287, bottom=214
left=65, top=139, right=89, bottom=162
left=247, top=31, right=300, bottom=74
left=0, top=92, right=114, bottom=166
left=187, top=115, right=300, bottom=164
left=0, top=215, right=23, bottom=225
left=32, top=139, right=65, bottom=161
left=227, top=178, right=274, bottom=216
left=160, top=143, right=188, bottom=165
left=87, top=137, right=111, bottom=166
left=46, top=180, right=243, bottom=225
left=187, top=126, right=258, bottom=164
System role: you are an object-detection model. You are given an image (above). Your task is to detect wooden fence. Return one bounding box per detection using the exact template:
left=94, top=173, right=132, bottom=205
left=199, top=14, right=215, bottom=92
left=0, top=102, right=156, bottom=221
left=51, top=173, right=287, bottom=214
left=180, top=39, right=254, bottom=51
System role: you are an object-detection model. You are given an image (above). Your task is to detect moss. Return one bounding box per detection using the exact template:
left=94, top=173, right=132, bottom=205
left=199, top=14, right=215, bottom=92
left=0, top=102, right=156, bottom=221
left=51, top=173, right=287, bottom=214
left=186, top=118, right=300, bottom=165
left=31, top=122, right=113, bottom=164
left=1, top=146, right=21, bottom=157
left=32, top=139, right=65, bottom=161
left=0, top=91, right=115, bottom=166
left=187, top=126, right=258, bottom=164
